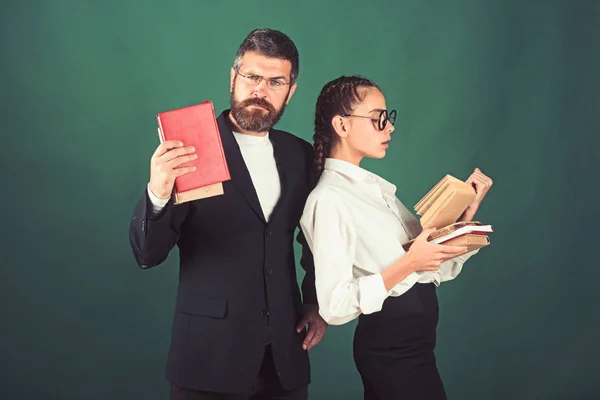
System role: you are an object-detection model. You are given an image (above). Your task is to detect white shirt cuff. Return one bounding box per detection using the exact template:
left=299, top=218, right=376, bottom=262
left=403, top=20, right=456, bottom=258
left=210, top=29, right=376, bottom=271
left=416, top=270, right=440, bottom=286
left=147, top=184, right=170, bottom=215
left=394, top=271, right=422, bottom=291
left=357, top=273, right=389, bottom=315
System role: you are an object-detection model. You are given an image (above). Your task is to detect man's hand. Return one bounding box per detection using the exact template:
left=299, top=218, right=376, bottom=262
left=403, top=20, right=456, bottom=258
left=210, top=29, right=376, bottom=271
left=148, top=140, right=197, bottom=199
left=296, top=304, right=328, bottom=351
left=459, top=168, right=493, bottom=222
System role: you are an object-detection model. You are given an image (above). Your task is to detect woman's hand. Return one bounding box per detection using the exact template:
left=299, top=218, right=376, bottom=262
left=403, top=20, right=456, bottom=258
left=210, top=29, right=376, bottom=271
left=459, top=168, right=493, bottom=222
left=404, top=228, right=469, bottom=272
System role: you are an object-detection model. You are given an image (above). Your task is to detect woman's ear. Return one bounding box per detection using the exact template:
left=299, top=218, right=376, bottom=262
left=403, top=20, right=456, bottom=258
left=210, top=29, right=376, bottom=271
left=331, top=115, right=349, bottom=139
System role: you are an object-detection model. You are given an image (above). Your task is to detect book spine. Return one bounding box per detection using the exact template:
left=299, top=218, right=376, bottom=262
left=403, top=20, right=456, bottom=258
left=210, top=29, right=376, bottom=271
left=155, top=114, right=180, bottom=196
left=156, top=114, right=166, bottom=143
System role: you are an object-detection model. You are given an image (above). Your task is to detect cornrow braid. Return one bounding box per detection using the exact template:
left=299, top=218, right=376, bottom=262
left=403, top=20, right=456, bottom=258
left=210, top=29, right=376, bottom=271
left=312, top=76, right=380, bottom=184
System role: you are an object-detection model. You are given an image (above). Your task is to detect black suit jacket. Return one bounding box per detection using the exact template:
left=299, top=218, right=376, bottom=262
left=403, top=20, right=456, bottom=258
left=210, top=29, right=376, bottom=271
left=129, top=110, right=317, bottom=394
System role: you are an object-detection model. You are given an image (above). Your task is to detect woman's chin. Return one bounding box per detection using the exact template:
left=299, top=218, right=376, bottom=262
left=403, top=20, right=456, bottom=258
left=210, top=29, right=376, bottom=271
left=373, top=149, right=387, bottom=159
left=361, top=148, right=387, bottom=160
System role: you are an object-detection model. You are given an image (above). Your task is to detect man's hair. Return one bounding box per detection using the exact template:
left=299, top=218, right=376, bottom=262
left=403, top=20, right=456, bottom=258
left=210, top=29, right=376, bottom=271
left=233, top=28, right=299, bottom=84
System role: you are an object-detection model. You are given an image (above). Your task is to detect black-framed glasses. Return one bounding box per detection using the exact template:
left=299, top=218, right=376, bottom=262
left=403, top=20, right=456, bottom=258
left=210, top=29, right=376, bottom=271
left=342, top=109, right=397, bottom=131
left=235, top=68, right=291, bottom=91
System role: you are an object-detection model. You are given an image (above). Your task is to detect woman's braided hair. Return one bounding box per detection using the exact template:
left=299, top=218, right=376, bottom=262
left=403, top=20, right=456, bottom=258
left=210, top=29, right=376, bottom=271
left=313, top=75, right=380, bottom=184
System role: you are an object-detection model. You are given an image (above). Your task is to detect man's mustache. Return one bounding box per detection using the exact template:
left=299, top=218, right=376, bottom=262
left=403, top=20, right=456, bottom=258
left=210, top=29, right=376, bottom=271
left=239, top=97, right=275, bottom=112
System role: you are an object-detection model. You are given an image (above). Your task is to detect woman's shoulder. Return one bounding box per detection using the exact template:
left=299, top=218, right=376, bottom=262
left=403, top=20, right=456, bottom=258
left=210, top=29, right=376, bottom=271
left=308, top=171, right=352, bottom=201
left=306, top=183, right=344, bottom=205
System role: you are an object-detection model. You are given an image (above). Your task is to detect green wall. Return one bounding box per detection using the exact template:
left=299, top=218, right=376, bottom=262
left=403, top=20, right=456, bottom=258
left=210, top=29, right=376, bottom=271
left=1, top=1, right=598, bottom=398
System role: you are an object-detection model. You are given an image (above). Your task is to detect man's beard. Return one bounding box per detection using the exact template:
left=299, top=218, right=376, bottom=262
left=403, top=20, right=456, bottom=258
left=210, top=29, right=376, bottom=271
left=230, top=88, right=288, bottom=133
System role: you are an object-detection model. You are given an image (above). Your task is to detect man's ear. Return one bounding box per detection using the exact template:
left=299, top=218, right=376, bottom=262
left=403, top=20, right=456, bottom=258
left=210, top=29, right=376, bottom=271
left=285, top=82, right=298, bottom=104
left=230, top=68, right=236, bottom=93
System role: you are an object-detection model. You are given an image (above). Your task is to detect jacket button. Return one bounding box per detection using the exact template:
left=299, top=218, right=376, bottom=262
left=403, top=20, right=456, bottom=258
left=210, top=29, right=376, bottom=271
left=265, top=269, right=273, bottom=277
left=266, top=230, right=272, bottom=236
left=261, top=309, right=269, bottom=317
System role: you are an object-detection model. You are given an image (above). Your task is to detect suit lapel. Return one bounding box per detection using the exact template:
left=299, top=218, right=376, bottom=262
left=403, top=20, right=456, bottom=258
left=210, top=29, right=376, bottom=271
left=267, top=130, right=290, bottom=223
left=217, top=111, right=266, bottom=223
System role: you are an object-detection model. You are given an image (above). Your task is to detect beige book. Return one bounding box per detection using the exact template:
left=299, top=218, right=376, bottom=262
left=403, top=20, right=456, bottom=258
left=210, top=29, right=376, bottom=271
left=173, top=182, right=224, bottom=204
left=442, top=234, right=490, bottom=252
left=415, top=175, right=462, bottom=213
left=414, top=174, right=476, bottom=229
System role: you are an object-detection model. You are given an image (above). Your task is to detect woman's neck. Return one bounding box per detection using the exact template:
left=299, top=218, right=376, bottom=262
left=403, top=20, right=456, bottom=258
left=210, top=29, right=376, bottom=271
left=330, top=146, right=363, bottom=166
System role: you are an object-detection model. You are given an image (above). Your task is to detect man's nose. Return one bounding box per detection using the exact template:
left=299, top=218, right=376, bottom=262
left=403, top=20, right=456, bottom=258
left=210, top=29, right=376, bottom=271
left=252, top=79, right=269, bottom=96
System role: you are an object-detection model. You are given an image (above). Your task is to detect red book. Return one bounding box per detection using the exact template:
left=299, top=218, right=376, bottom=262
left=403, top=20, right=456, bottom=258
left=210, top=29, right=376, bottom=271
left=156, top=101, right=230, bottom=204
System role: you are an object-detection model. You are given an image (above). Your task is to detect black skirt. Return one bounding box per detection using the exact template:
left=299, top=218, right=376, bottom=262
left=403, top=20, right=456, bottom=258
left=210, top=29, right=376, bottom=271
left=353, top=282, right=447, bottom=400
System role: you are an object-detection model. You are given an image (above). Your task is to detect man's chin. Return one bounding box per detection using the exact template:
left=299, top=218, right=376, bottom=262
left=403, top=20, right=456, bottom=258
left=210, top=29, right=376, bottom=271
left=236, top=115, right=273, bottom=132
left=230, top=102, right=285, bottom=133
left=246, top=110, right=270, bottom=122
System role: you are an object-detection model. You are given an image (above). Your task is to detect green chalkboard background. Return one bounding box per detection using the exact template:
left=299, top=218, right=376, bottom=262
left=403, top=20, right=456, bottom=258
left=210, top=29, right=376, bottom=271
left=1, top=1, right=598, bottom=399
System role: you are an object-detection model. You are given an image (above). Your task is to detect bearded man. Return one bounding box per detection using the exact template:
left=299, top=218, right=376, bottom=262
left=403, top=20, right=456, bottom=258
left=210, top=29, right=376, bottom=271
left=129, top=28, right=327, bottom=400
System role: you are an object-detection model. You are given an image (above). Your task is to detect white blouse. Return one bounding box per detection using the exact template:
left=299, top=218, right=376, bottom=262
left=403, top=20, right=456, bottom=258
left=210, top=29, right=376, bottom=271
left=300, top=158, right=477, bottom=325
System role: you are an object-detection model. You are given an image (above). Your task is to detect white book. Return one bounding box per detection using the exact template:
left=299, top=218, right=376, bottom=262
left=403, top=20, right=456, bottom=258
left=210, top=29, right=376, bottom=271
left=432, top=224, right=494, bottom=244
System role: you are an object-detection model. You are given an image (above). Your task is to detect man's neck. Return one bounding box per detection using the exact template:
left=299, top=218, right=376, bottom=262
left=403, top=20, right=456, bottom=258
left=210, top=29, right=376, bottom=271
left=228, top=113, right=268, bottom=137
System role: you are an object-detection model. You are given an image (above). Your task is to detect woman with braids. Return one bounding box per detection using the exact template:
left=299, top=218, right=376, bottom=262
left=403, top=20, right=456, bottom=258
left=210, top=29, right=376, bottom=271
left=299, top=76, right=493, bottom=399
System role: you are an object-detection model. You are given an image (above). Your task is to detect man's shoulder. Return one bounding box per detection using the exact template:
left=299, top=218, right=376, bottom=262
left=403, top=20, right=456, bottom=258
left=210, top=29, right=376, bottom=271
left=270, top=128, right=313, bottom=155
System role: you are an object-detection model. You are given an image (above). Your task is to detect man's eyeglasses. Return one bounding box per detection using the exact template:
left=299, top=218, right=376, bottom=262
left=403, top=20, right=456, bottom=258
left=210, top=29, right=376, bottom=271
left=235, top=68, right=291, bottom=91
left=342, top=109, right=397, bottom=131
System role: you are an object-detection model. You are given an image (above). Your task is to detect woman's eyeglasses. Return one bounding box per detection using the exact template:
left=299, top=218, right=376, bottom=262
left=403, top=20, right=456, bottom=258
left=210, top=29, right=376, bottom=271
left=341, top=109, right=396, bottom=131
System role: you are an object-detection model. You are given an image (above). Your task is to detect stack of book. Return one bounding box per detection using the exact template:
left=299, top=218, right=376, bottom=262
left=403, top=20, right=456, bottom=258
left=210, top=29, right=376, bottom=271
left=402, top=174, right=493, bottom=252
